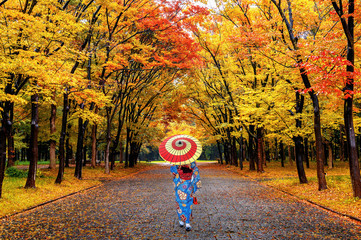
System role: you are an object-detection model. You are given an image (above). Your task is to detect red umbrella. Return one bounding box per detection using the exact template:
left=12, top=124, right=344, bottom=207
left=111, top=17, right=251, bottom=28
left=159, top=135, right=202, bottom=165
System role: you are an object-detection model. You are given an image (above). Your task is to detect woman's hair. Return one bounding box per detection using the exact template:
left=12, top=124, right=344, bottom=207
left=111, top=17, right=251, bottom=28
left=180, top=165, right=193, bottom=173
left=178, top=164, right=193, bottom=180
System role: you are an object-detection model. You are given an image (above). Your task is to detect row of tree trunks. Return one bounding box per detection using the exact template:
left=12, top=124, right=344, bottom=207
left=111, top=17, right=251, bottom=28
left=219, top=132, right=239, bottom=166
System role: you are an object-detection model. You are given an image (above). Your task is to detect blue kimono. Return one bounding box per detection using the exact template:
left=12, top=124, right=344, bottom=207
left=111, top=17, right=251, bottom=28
left=170, top=162, right=201, bottom=224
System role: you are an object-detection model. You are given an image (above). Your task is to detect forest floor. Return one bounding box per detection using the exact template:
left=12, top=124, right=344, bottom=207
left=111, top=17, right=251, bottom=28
left=1, top=162, right=361, bottom=239
left=224, top=160, right=361, bottom=221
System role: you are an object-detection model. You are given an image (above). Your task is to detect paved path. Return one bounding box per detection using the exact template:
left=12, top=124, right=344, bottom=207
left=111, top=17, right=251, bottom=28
left=1, top=163, right=361, bottom=239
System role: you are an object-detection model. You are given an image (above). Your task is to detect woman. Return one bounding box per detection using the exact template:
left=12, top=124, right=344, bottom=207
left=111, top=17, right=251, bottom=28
left=170, top=162, right=201, bottom=231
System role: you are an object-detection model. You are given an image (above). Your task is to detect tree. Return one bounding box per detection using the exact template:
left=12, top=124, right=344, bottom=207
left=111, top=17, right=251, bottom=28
left=331, top=0, right=361, bottom=197
left=269, top=0, right=326, bottom=189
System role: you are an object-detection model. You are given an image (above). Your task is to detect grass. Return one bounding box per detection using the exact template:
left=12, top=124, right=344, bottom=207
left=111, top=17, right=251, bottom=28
left=0, top=163, right=154, bottom=218
left=224, top=160, right=361, bottom=220
left=15, top=160, right=54, bottom=166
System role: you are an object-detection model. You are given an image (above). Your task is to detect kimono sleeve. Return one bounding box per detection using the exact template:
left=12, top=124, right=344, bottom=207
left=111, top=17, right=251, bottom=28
left=191, top=164, right=201, bottom=193
left=170, top=165, right=181, bottom=185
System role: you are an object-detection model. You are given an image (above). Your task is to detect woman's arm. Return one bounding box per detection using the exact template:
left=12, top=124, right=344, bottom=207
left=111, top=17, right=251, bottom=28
left=191, top=166, right=201, bottom=193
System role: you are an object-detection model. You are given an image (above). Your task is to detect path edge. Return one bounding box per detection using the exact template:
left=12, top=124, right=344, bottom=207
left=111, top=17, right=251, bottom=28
left=0, top=166, right=154, bottom=220
left=262, top=182, right=361, bottom=224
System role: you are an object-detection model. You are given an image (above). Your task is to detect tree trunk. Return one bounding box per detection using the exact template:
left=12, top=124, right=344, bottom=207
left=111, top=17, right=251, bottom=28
left=232, top=136, right=238, bottom=166
left=110, top=108, right=125, bottom=169
left=326, top=141, right=333, bottom=169
left=6, top=102, right=15, bottom=168
left=311, top=93, right=327, bottom=190
left=65, top=134, right=71, bottom=168
left=25, top=93, right=39, bottom=188
left=341, top=0, right=361, bottom=197
left=83, top=145, right=87, bottom=167
left=129, top=141, right=136, bottom=168
left=294, top=136, right=308, bottom=184
left=104, top=136, right=111, bottom=173
left=345, top=93, right=361, bottom=197
left=56, top=92, right=69, bottom=184
left=104, top=107, right=111, bottom=174
left=0, top=115, right=7, bottom=198
left=239, top=137, right=243, bottom=170
left=297, top=65, right=326, bottom=190
left=274, top=138, right=278, bottom=161
left=119, top=141, right=123, bottom=163
left=339, top=124, right=345, bottom=162
left=7, top=125, right=15, bottom=167
left=292, top=91, right=307, bottom=183
left=216, top=140, right=223, bottom=164
left=1, top=84, right=13, bottom=196
left=74, top=115, right=84, bottom=179
left=242, top=140, right=246, bottom=163
left=262, top=135, right=266, bottom=167
left=288, top=145, right=293, bottom=166
left=265, top=141, right=271, bottom=162
left=280, top=141, right=285, bottom=167
left=310, top=143, right=314, bottom=162
left=129, top=141, right=142, bottom=168
left=304, top=138, right=309, bottom=168
left=49, top=99, right=57, bottom=169
left=125, top=128, right=130, bottom=168
left=7, top=103, right=15, bottom=167
left=256, top=127, right=264, bottom=172
left=248, top=125, right=256, bottom=171
left=4, top=83, right=15, bottom=168
left=91, top=124, right=97, bottom=168
left=223, top=141, right=230, bottom=164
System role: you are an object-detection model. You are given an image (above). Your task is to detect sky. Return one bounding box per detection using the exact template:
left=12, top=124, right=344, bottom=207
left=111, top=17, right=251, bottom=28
left=206, top=0, right=217, bottom=8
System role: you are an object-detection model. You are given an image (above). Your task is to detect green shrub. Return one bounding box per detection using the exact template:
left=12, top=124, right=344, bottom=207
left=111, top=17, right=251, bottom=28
left=6, top=167, right=28, bottom=178
left=6, top=167, right=45, bottom=178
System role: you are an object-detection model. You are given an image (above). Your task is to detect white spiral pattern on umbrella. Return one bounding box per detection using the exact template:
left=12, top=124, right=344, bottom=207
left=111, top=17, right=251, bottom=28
left=159, top=135, right=202, bottom=165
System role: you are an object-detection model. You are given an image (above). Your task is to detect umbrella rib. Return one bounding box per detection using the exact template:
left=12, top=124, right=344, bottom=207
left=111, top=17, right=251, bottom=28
left=180, top=148, right=188, bottom=163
